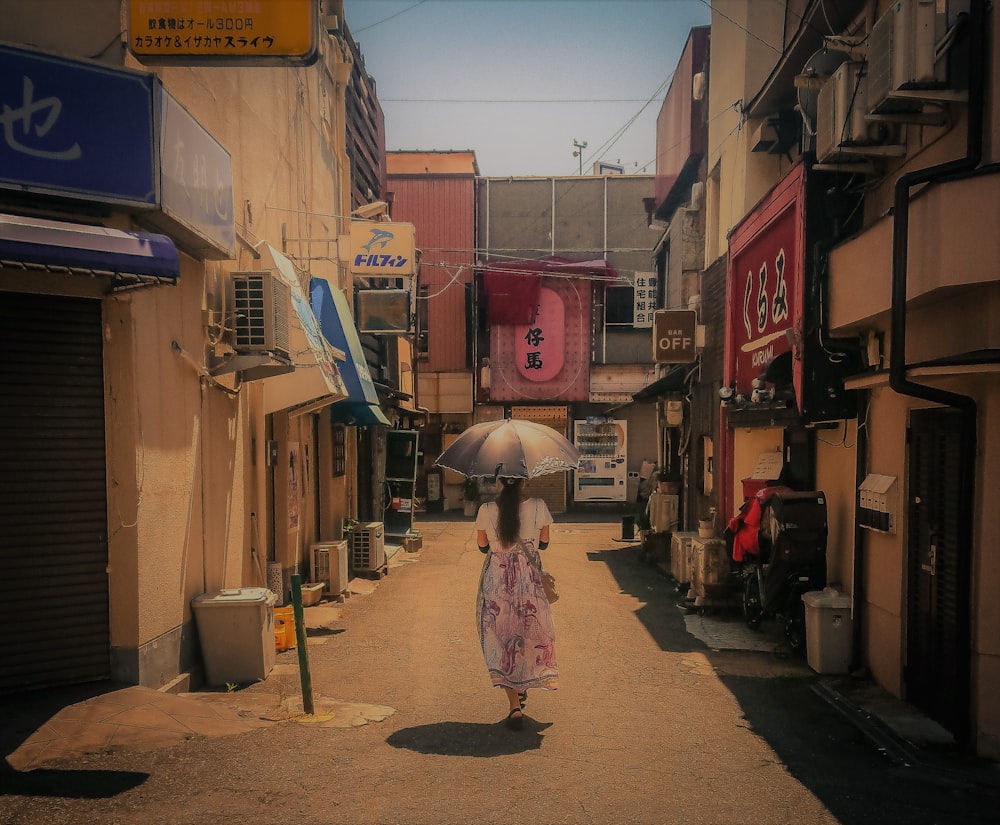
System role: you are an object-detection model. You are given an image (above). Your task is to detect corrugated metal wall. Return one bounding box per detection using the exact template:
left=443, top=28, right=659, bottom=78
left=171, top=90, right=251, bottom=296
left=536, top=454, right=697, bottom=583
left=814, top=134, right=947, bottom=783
left=388, top=175, right=475, bottom=372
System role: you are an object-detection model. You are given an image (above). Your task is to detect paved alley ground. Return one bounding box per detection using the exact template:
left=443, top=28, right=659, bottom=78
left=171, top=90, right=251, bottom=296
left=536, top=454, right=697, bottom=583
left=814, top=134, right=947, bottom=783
left=2, top=518, right=997, bottom=824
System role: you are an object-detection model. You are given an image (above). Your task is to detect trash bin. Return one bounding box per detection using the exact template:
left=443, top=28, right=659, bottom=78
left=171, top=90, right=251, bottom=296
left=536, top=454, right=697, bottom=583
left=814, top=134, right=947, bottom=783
left=191, top=587, right=277, bottom=686
left=802, top=588, right=853, bottom=674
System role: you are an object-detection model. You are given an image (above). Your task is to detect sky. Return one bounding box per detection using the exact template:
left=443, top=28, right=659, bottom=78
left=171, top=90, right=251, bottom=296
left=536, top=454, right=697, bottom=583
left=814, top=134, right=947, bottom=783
left=341, top=0, right=711, bottom=177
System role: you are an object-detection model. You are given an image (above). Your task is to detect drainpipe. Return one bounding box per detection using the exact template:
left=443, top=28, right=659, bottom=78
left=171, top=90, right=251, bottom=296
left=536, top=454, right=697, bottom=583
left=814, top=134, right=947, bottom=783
left=888, top=0, right=999, bottom=748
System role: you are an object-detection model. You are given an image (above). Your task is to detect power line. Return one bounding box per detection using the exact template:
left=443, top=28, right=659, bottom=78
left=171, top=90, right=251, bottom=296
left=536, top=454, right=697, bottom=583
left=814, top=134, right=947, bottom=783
left=380, top=98, right=650, bottom=104
left=352, top=0, right=430, bottom=34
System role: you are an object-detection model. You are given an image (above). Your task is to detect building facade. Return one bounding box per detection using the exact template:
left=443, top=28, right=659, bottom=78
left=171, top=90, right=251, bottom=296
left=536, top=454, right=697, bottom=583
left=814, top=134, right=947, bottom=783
left=0, top=0, right=408, bottom=693
left=475, top=174, right=658, bottom=514
left=703, top=0, right=999, bottom=756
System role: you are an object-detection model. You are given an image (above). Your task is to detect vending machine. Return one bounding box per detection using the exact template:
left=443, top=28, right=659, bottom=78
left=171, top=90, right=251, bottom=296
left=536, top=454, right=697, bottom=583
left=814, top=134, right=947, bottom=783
left=574, top=419, right=628, bottom=501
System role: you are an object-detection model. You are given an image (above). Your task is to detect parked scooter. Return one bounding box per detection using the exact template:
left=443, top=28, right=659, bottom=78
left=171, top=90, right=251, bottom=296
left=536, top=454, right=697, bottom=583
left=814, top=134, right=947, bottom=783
left=735, top=490, right=828, bottom=652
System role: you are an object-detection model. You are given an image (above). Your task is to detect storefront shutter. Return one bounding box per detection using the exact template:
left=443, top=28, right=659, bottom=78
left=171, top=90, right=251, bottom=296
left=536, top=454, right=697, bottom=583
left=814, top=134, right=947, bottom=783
left=511, top=406, right=569, bottom=514
left=0, top=292, right=110, bottom=692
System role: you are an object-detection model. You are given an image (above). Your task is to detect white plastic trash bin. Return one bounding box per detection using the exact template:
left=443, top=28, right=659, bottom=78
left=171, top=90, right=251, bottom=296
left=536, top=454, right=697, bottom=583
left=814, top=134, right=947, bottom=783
left=191, top=587, right=277, bottom=686
left=802, top=588, right=853, bottom=674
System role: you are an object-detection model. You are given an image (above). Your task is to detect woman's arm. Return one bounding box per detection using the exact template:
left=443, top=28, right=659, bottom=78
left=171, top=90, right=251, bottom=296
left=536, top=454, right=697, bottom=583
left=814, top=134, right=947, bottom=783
left=538, top=524, right=550, bottom=550
left=477, top=529, right=490, bottom=553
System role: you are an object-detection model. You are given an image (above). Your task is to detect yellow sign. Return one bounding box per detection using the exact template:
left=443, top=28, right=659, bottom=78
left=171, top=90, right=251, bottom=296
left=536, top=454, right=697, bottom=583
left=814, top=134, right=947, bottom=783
left=127, top=0, right=318, bottom=65
left=349, top=222, right=416, bottom=276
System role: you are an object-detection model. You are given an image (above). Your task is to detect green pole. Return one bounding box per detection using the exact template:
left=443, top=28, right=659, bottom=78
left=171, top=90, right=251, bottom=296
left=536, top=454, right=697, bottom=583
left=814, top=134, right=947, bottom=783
left=290, top=574, right=314, bottom=715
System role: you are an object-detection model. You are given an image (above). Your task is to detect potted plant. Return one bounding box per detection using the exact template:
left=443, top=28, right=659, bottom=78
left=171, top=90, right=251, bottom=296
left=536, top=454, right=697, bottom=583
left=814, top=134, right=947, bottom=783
left=463, top=477, right=480, bottom=517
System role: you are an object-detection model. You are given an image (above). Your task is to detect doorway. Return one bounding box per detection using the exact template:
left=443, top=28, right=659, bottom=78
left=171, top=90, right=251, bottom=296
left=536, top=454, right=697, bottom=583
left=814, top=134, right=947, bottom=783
left=905, top=407, right=970, bottom=741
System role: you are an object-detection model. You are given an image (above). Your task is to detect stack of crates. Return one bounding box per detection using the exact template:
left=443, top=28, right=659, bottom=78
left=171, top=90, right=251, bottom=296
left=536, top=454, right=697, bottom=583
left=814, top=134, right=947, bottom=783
left=274, top=605, right=296, bottom=651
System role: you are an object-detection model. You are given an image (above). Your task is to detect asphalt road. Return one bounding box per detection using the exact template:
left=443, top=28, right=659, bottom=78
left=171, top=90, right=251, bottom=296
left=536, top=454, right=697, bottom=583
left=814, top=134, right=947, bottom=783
left=1, top=518, right=997, bottom=824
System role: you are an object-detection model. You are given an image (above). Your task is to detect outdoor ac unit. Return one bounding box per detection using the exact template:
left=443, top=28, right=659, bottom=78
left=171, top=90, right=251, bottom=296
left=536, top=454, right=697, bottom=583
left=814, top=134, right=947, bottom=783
left=868, top=0, right=948, bottom=115
left=231, top=271, right=291, bottom=358
left=350, top=522, right=385, bottom=573
left=816, top=62, right=871, bottom=162
left=310, top=541, right=349, bottom=596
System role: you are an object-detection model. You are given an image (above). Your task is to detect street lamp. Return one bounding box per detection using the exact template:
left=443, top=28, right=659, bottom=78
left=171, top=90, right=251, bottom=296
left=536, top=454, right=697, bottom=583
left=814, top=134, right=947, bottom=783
left=573, top=139, right=588, bottom=175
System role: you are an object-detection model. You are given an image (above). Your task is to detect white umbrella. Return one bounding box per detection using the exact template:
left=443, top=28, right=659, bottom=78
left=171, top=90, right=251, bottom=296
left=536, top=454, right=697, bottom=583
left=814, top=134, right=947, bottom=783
left=434, top=419, right=581, bottom=479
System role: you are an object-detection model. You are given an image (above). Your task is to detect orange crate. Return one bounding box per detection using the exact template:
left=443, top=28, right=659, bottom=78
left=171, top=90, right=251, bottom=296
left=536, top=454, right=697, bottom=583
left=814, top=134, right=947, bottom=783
left=274, top=605, right=296, bottom=651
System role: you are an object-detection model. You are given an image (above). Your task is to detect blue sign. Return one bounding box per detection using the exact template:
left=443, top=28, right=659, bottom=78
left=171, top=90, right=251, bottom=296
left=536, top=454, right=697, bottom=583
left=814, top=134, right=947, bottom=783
left=0, top=44, right=156, bottom=207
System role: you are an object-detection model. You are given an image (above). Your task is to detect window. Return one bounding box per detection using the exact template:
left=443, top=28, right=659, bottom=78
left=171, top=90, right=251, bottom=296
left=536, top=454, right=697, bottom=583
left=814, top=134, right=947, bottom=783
left=331, top=425, right=346, bottom=477
left=605, top=285, right=635, bottom=326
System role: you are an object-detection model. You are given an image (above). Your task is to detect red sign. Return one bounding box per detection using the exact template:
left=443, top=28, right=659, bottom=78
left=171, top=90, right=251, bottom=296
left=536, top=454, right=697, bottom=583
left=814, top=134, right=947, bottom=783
left=726, top=164, right=805, bottom=400
left=516, top=287, right=565, bottom=381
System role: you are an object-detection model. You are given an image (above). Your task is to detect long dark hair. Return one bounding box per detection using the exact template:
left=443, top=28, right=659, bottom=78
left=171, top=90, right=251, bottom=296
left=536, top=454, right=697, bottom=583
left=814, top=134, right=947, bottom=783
left=496, top=477, right=524, bottom=545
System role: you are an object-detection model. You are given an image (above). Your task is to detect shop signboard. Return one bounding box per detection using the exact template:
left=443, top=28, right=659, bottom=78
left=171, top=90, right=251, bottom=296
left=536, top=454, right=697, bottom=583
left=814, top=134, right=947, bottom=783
left=348, top=221, right=416, bottom=276
left=0, top=44, right=156, bottom=208
left=653, top=309, right=697, bottom=363
left=156, top=90, right=235, bottom=259
left=516, top=287, right=565, bottom=382
left=726, top=163, right=805, bottom=404
left=127, top=0, right=319, bottom=66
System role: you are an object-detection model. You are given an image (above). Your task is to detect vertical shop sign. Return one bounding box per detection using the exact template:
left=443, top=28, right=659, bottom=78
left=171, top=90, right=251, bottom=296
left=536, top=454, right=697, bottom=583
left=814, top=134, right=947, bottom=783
left=727, top=164, right=805, bottom=398
left=633, top=272, right=658, bottom=327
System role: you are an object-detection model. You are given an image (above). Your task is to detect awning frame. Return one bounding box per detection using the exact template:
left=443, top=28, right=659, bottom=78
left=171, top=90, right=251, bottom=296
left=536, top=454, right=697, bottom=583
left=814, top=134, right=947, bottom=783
left=0, top=213, right=180, bottom=291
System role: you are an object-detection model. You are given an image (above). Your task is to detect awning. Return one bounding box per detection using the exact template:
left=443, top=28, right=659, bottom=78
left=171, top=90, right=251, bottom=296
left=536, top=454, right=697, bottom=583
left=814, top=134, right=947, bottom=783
left=259, top=244, right=348, bottom=415
left=482, top=256, right=619, bottom=325
left=310, top=277, right=391, bottom=426
left=632, top=364, right=690, bottom=402
left=0, top=213, right=179, bottom=288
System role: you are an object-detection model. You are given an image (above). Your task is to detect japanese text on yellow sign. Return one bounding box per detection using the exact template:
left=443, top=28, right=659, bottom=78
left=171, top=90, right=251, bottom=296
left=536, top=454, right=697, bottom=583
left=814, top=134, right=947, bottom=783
left=127, top=0, right=317, bottom=64
left=349, top=222, right=416, bottom=276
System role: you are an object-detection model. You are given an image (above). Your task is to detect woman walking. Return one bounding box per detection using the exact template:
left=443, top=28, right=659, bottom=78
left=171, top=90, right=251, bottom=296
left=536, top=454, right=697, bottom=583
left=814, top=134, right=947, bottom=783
left=475, top=477, right=558, bottom=730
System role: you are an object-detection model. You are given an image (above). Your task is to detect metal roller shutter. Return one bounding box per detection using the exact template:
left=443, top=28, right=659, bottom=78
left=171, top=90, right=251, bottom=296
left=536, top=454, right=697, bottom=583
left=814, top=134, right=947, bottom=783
left=0, top=292, right=110, bottom=692
left=512, top=405, right=569, bottom=514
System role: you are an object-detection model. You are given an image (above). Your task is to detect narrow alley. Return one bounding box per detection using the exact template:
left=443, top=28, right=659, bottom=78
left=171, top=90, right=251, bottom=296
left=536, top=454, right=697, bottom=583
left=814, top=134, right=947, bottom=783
left=2, top=518, right=996, bottom=825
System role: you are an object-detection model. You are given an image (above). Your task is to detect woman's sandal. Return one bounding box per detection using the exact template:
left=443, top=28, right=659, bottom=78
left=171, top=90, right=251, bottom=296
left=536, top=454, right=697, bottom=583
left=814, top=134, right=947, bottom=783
left=505, top=708, right=524, bottom=730
left=518, top=691, right=527, bottom=709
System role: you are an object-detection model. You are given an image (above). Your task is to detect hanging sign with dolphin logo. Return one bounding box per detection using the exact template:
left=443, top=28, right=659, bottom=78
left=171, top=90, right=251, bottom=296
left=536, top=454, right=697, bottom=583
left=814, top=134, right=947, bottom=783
left=348, top=222, right=415, bottom=276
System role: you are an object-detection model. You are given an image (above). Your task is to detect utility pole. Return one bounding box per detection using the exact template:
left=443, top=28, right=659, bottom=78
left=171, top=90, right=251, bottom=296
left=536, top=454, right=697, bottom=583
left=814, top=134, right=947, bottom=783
left=573, top=139, right=588, bottom=175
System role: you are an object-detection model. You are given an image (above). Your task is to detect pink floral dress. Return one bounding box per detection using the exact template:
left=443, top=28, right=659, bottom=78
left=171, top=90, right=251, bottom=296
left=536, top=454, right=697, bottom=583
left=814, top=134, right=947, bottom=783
left=475, top=498, right=558, bottom=692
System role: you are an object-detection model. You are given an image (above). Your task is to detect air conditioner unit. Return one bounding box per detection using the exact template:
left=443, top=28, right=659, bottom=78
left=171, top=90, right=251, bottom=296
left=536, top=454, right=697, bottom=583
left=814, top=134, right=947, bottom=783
left=868, top=0, right=949, bottom=115
left=816, top=62, right=872, bottom=162
left=310, top=541, right=349, bottom=597
left=350, top=521, right=385, bottom=573
left=230, top=271, right=291, bottom=357
left=670, top=531, right=699, bottom=586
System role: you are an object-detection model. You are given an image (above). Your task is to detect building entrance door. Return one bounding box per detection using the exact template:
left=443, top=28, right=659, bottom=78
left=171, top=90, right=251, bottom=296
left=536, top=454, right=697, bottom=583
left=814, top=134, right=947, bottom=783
left=905, top=407, right=970, bottom=740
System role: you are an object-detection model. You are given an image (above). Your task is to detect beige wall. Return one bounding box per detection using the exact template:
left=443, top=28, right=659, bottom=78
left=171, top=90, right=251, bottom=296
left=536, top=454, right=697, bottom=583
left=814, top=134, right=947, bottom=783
left=815, top=421, right=859, bottom=595
left=729, top=428, right=782, bottom=520
left=706, top=1, right=786, bottom=266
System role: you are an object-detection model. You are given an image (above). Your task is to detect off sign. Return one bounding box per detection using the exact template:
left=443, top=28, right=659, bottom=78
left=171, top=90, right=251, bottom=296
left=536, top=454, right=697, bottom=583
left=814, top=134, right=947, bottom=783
left=653, top=310, right=697, bottom=363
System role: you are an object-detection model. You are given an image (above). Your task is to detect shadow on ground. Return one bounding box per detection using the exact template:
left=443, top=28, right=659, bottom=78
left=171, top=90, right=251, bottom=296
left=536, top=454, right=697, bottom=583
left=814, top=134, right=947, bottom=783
left=387, top=718, right=553, bottom=757
left=1, top=681, right=149, bottom=798
left=0, top=764, right=147, bottom=798
left=590, top=540, right=1000, bottom=825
